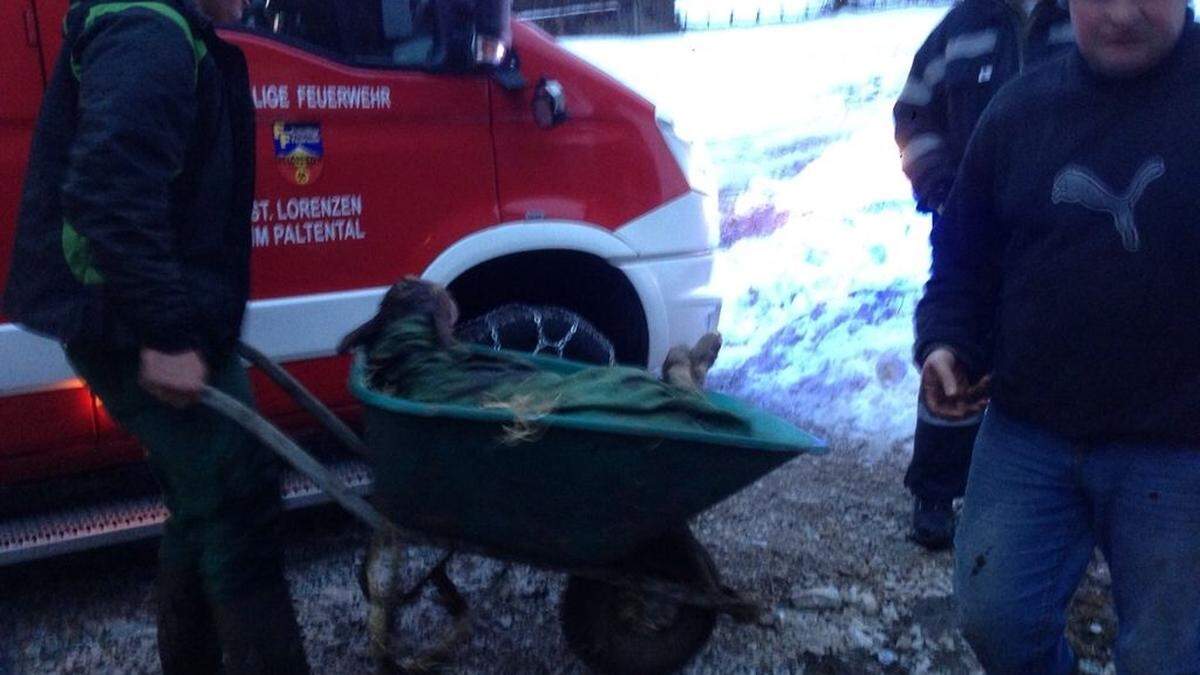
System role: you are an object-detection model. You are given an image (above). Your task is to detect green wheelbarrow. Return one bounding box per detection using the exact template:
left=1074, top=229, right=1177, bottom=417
left=204, top=342, right=826, bottom=674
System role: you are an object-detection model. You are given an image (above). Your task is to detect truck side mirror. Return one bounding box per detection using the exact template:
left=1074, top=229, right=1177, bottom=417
left=490, top=50, right=527, bottom=91
left=532, top=77, right=567, bottom=129
left=473, top=0, right=512, bottom=52
left=430, top=0, right=515, bottom=72
left=472, top=0, right=525, bottom=90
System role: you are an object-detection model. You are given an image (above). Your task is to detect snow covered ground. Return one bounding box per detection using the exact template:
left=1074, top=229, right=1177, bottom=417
left=564, top=8, right=946, bottom=458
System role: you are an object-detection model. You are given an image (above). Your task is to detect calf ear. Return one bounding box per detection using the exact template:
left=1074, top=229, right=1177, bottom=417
left=432, top=287, right=460, bottom=348
left=337, top=315, right=384, bottom=354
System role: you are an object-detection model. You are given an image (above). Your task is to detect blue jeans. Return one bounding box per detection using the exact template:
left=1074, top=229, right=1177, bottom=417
left=955, top=406, right=1200, bottom=674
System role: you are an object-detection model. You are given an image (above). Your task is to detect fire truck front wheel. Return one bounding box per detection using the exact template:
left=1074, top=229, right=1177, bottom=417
left=455, top=304, right=616, bottom=366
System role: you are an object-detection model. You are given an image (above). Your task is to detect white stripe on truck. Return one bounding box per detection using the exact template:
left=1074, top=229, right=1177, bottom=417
left=0, top=287, right=388, bottom=396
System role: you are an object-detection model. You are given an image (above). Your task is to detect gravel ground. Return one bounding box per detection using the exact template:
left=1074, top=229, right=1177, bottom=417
left=0, top=427, right=1118, bottom=675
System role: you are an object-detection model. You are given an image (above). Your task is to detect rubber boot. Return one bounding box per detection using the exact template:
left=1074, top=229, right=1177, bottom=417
left=212, top=578, right=311, bottom=675
left=910, top=497, right=956, bottom=551
left=156, top=564, right=223, bottom=675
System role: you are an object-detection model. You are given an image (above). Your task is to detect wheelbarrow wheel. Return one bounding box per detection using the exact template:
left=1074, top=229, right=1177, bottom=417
left=560, top=528, right=719, bottom=674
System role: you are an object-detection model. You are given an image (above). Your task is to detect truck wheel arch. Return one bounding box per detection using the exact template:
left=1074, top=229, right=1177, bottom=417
left=422, top=222, right=660, bottom=367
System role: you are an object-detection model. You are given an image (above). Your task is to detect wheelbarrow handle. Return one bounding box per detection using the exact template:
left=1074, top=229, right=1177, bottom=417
left=235, top=341, right=372, bottom=458
left=199, top=385, right=397, bottom=535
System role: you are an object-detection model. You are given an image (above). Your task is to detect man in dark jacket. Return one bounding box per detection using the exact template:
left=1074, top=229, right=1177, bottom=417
left=916, top=0, right=1200, bottom=669
left=893, top=0, right=1073, bottom=549
left=2, top=0, right=310, bottom=672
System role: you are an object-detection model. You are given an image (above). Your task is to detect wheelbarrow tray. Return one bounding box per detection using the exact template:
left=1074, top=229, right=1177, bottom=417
left=350, top=349, right=826, bottom=568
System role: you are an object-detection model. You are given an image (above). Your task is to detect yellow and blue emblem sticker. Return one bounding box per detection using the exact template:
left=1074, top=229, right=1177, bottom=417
left=273, top=122, right=324, bottom=186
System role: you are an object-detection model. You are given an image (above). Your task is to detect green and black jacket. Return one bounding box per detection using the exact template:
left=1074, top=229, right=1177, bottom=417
left=3, top=0, right=255, bottom=356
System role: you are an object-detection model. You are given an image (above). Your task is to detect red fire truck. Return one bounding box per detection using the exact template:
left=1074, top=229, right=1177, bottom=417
left=0, top=0, right=719, bottom=563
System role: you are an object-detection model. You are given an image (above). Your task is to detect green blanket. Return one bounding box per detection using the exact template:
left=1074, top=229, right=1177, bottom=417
left=364, top=317, right=750, bottom=435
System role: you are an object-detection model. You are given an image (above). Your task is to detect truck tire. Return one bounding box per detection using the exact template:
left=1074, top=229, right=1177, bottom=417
left=455, top=304, right=616, bottom=365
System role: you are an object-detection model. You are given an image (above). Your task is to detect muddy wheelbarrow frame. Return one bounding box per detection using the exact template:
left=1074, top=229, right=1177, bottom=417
left=203, top=341, right=824, bottom=674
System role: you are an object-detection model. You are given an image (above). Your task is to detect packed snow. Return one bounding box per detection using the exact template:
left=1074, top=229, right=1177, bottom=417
left=564, top=8, right=949, bottom=458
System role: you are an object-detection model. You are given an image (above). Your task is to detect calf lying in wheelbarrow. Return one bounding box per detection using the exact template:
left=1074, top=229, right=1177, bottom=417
left=330, top=278, right=824, bottom=674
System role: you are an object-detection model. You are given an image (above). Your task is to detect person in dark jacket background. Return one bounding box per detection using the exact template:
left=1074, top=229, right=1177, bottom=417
left=893, top=0, right=1073, bottom=549
left=2, top=0, right=310, bottom=672
left=916, top=0, right=1200, bottom=668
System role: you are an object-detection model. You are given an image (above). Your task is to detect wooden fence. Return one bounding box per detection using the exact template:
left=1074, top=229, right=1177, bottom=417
left=512, top=0, right=952, bottom=35
left=513, top=0, right=679, bottom=34
left=676, top=0, right=951, bottom=31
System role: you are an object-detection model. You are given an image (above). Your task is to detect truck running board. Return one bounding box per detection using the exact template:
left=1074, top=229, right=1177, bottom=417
left=0, top=459, right=371, bottom=566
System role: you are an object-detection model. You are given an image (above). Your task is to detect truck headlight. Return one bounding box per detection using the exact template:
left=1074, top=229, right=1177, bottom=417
left=658, top=116, right=720, bottom=248
left=657, top=117, right=718, bottom=197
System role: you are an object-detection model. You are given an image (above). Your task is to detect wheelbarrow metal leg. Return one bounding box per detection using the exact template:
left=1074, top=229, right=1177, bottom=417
left=199, top=386, right=396, bottom=536
left=363, top=537, right=473, bottom=674
left=235, top=341, right=372, bottom=458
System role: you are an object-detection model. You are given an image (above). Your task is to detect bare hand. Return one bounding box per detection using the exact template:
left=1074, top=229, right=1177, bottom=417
left=138, top=348, right=208, bottom=408
left=920, top=347, right=990, bottom=421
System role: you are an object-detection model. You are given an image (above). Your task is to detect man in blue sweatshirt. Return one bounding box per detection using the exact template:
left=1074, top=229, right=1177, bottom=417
left=894, top=0, right=1073, bottom=550
left=916, top=0, right=1200, bottom=669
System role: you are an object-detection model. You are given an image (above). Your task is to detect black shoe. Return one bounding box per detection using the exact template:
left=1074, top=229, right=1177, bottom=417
left=156, top=564, right=223, bottom=675
left=910, top=498, right=955, bottom=551
left=213, top=577, right=311, bottom=675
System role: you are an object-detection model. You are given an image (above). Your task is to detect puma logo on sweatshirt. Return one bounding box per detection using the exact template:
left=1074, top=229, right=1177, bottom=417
left=1052, top=157, right=1165, bottom=253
